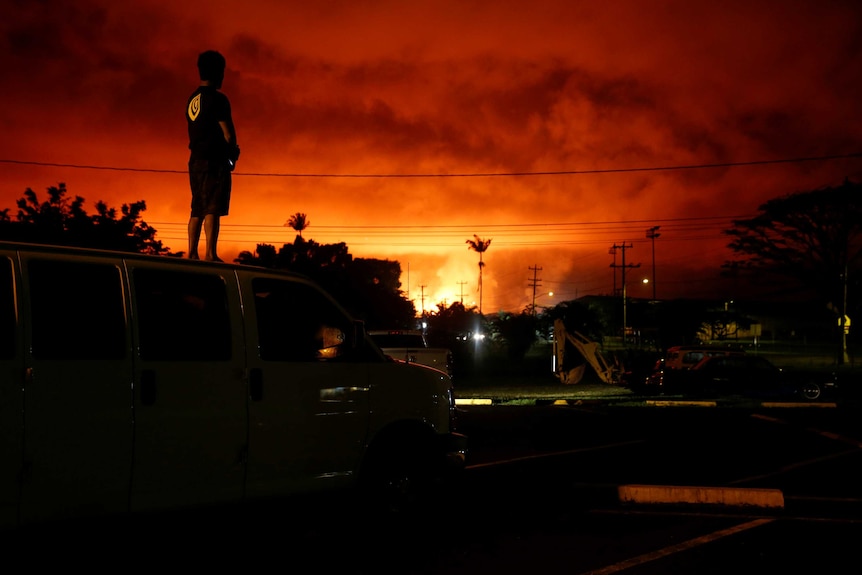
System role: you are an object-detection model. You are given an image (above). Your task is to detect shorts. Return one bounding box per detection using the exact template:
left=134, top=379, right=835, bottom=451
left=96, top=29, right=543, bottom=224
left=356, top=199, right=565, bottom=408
left=188, top=159, right=232, bottom=217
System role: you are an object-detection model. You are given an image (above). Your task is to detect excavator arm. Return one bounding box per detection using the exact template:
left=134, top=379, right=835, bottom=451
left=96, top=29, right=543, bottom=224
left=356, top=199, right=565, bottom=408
left=553, top=319, right=620, bottom=384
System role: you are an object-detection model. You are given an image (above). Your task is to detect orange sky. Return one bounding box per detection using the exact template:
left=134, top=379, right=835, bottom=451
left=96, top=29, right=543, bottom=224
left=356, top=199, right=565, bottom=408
left=2, top=0, right=861, bottom=313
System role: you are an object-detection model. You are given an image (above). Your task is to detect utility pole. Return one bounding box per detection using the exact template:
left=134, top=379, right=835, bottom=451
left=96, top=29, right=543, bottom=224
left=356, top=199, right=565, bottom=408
left=842, top=263, right=849, bottom=364
left=646, top=226, right=660, bottom=301
left=528, top=265, right=543, bottom=316
left=608, top=246, right=618, bottom=295
left=457, top=281, right=468, bottom=305
left=419, top=284, right=427, bottom=317
left=610, top=243, right=640, bottom=342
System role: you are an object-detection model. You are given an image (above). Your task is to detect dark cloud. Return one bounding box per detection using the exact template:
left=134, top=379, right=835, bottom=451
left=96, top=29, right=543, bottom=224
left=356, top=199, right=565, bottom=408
left=2, top=0, right=861, bottom=310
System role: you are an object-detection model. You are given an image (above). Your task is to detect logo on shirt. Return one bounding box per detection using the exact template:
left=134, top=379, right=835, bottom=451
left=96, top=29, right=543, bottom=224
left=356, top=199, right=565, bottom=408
left=188, top=93, right=201, bottom=121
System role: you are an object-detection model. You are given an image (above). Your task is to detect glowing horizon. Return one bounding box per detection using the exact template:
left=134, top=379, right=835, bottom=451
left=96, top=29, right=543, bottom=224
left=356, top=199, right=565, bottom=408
left=2, top=1, right=860, bottom=312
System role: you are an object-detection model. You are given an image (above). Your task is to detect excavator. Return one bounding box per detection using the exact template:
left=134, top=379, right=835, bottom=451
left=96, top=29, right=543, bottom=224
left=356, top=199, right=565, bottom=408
left=552, top=318, right=622, bottom=385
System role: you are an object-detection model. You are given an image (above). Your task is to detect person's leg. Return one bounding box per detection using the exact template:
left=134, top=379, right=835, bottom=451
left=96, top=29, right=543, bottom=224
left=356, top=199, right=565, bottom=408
left=188, top=160, right=207, bottom=260
left=187, top=216, right=203, bottom=259
left=204, top=214, right=222, bottom=262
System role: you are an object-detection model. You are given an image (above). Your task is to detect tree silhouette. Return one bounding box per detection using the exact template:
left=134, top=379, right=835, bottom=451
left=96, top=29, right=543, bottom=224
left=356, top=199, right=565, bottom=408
left=0, top=183, right=170, bottom=255
left=466, top=235, right=492, bottom=314
left=285, top=212, right=310, bottom=238
left=235, top=237, right=415, bottom=327
left=724, top=178, right=862, bottom=363
left=235, top=243, right=278, bottom=267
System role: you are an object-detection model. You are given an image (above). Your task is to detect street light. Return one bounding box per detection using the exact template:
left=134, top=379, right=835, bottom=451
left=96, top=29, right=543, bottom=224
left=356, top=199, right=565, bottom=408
left=531, top=291, right=554, bottom=316
left=646, top=226, right=661, bottom=300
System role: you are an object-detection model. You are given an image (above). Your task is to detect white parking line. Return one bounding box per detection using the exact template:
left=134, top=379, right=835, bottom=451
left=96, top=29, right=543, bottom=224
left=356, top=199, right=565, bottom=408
left=465, top=440, right=646, bottom=470
left=751, top=412, right=862, bottom=448
left=579, top=518, right=774, bottom=575
left=727, top=446, right=862, bottom=486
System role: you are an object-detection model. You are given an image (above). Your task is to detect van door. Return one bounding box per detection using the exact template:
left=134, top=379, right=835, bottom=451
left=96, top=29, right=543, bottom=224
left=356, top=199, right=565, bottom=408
left=0, top=254, right=22, bottom=528
left=242, top=275, right=371, bottom=498
left=128, top=264, right=246, bottom=512
left=18, top=255, right=133, bottom=524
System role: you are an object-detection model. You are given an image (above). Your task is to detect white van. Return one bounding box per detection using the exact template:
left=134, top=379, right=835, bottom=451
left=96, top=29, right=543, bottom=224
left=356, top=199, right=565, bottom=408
left=0, top=241, right=466, bottom=528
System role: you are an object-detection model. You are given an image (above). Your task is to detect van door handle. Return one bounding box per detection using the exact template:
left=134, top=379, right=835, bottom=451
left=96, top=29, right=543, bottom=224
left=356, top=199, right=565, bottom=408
left=249, top=368, right=263, bottom=402
left=141, top=369, right=157, bottom=405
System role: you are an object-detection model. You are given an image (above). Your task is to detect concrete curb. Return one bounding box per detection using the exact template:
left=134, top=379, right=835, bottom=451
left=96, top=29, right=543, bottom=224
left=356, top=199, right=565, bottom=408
left=454, top=397, right=839, bottom=408
left=618, top=484, right=785, bottom=508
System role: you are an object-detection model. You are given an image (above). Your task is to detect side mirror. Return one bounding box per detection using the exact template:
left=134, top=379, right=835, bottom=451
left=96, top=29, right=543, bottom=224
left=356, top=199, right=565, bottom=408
left=315, top=320, right=367, bottom=360
left=315, top=325, right=344, bottom=359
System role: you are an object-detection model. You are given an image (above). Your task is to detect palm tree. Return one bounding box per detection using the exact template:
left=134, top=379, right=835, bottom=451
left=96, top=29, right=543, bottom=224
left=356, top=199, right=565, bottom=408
left=285, top=212, right=310, bottom=238
left=466, top=235, right=492, bottom=314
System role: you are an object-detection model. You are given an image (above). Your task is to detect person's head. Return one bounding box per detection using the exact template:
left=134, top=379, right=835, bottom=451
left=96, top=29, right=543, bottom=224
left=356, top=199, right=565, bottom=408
left=197, top=50, right=226, bottom=88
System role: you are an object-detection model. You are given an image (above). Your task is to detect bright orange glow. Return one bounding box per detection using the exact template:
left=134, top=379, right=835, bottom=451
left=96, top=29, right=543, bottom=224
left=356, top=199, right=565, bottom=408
left=2, top=1, right=861, bottom=312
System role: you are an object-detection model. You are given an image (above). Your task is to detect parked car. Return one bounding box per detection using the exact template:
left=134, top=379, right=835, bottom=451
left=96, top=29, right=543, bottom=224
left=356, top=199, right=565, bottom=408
left=663, top=345, right=747, bottom=370
left=640, top=345, right=746, bottom=392
left=661, top=354, right=837, bottom=401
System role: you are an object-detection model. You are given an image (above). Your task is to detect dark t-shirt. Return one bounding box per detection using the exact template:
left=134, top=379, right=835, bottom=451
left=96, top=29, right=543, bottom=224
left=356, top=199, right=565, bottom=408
left=186, top=86, right=232, bottom=163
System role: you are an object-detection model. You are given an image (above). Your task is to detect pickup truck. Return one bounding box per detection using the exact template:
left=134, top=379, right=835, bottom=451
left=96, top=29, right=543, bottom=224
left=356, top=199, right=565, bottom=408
left=368, top=329, right=453, bottom=377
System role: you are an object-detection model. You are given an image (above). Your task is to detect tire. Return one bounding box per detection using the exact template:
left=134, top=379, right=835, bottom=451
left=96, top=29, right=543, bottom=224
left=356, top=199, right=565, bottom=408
left=359, top=432, right=444, bottom=518
left=800, top=381, right=822, bottom=401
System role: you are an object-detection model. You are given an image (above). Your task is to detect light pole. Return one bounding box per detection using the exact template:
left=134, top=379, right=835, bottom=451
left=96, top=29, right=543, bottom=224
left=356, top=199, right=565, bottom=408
left=646, top=226, right=660, bottom=301
left=531, top=291, right=554, bottom=316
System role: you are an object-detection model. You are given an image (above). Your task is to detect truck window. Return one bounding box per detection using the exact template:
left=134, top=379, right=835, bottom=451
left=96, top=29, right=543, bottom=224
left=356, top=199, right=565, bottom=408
left=28, top=259, right=126, bottom=360
left=252, top=277, right=351, bottom=362
left=0, top=258, right=14, bottom=359
left=134, top=269, right=231, bottom=361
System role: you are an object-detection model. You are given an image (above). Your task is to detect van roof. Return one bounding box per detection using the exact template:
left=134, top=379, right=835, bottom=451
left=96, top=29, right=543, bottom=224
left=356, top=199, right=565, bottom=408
left=0, top=240, right=307, bottom=278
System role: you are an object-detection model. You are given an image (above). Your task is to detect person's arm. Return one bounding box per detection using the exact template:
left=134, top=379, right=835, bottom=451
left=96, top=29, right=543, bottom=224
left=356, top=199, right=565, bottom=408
left=220, top=118, right=236, bottom=147
left=220, top=116, right=239, bottom=169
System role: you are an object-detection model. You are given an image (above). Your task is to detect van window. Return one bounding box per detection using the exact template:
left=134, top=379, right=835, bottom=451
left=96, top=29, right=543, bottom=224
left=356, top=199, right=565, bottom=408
left=134, top=268, right=231, bottom=361
left=369, top=333, right=425, bottom=348
left=253, top=277, right=351, bottom=362
left=0, top=258, right=15, bottom=359
left=28, top=259, right=126, bottom=360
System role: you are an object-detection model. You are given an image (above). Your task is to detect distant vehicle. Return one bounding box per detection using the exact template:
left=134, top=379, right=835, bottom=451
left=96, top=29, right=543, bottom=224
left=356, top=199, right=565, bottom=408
left=660, top=354, right=837, bottom=401
left=663, top=345, right=746, bottom=371
left=368, top=329, right=453, bottom=377
left=639, top=345, right=746, bottom=392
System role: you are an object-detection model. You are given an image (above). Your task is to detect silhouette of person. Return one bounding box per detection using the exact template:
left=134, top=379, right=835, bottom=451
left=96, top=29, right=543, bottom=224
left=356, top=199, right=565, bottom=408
left=186, top=50, right=239, bottom=261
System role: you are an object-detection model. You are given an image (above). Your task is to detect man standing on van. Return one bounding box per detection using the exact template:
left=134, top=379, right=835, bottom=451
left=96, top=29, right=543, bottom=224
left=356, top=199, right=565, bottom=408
left=186, top=50, right=239, bottom=262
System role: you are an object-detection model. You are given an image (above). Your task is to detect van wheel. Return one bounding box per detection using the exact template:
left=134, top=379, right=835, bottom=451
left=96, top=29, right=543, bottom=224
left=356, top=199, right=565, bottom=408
left=800, top=382, right=822, bottom=401
left=360, top=434, right=441, bottom=518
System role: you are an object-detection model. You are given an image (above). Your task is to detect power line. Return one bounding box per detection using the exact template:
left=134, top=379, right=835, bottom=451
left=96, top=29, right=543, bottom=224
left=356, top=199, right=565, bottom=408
left=209, top=214, right=747, bottom=230
left=2, top=152, right=860, bottom=178
left=149, top=213, right=736, bottom=249
left=149, top=214, right=743, bottom=232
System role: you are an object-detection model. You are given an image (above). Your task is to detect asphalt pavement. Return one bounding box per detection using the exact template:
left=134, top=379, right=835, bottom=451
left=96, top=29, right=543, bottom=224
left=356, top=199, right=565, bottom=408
left=453, top=374, right=847, bottom=408
left=452, top=371, right=856, bottom=510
